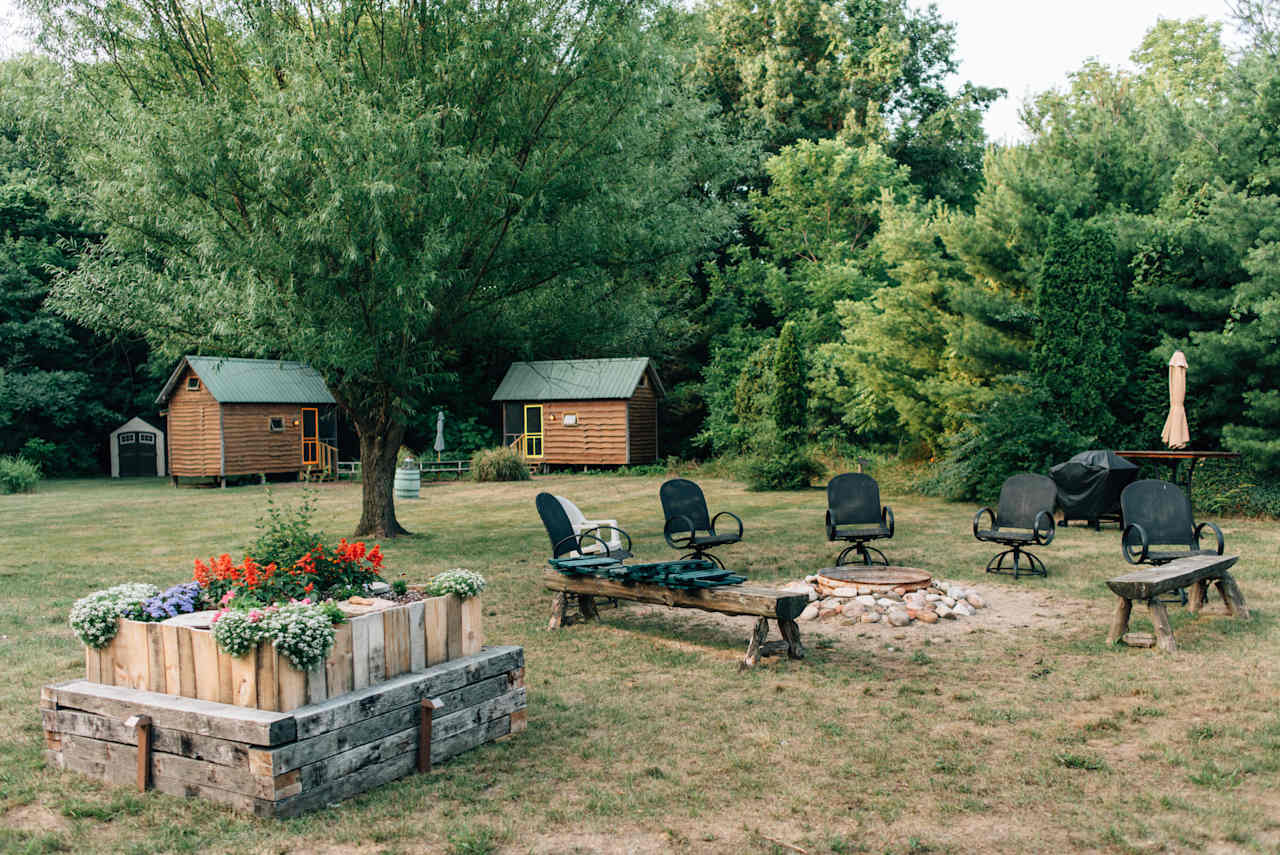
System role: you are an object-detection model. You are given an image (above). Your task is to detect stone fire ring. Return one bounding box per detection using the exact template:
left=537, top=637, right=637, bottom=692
left=814, top=566, right=933, bottom=597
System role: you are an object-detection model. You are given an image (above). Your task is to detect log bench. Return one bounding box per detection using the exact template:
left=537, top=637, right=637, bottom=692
left=1106, top=554, right=1248, bottom=653
left=543, top=570, right=808, bottom=670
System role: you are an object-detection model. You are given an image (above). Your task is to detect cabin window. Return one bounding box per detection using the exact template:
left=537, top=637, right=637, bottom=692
left=187, top=377, right=201, bottom=391
left=268, top=417, right=285, bottom=432
left=562, top=413, right=578, bottom=426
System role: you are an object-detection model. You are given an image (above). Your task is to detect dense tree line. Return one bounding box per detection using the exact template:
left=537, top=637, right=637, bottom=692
left=2, top=0, right=1278, bottom=519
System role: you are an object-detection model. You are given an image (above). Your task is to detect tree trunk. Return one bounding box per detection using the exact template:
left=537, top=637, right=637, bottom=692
left=353, top=416, right=410, bottom=538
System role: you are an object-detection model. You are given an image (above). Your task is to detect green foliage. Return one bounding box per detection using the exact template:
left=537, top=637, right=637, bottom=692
left=245, top=490, right=325, bottom=571
left=391, top=579, right=408, bottom=597
left=0, top=454, right=41, bottom=494
left=469, top=448, right=531, bottom=483
left=918, top=379, right=1092, bottom=503
left=771, top=322, right=807, bottom=436
left=740, top=434, right=826, bottom=491
left=741, top=321, right=822, bottom=490
left=1191, top=458, right=1280, bottom=518
left=1032, top=218, right=1126, bottom=438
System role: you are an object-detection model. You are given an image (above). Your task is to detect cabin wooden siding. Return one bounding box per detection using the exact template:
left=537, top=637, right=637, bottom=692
left=166, top=367, right=223, bottom=477
left=626, top=379, right=659, bottom=464
left=222, top=404, right=304, bottom=475
left=540, top=400, right=629, bottom=465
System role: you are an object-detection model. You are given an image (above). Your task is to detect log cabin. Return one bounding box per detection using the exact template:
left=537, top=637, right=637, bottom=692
left=491, top=357, right=664, bottom=468
left=156, top=356, right=339, bottom=485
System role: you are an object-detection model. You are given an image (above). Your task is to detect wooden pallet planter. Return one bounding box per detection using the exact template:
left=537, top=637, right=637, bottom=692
left=84, top=596, right=484, bottom=712
left=43, top=645, right=526, bottom=817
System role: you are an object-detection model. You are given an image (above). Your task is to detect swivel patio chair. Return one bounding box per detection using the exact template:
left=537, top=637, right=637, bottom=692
left=825, top=473, right=895, bottom=566
left=1119, top=479, right=1224, bottom=566
left=554, top=495, right=633, bottom=560
left=973, top=473, right=1057, bottom=578
left=659, top=478, right=743, bottom=569
left=535, top=492, right=631, bottom=560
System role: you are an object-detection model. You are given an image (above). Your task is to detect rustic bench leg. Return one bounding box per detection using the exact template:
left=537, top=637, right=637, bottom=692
left=1216, top=572, right=1250, bottom=620
left=547, top=593, right=568, bottom=631
left=1107, top=597, right=1132, bottom=645
left=778, top=618, right=805, bottom=660
left=740, top=618, right=770, bottom=671
left=1188, top=579, right=1208, bottom=614
left=579, top=595, right=599, bottom=622
left=1148, top=600, right=1176, bottom=653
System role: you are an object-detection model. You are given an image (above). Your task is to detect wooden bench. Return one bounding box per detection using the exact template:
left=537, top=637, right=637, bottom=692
left=543, top=570, right=808, bottom=670
left=1106, top=554, right=1249, bottom=653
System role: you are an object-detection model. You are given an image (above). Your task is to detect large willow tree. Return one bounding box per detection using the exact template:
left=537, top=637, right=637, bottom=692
left=34, top=0, right=738, bottom=535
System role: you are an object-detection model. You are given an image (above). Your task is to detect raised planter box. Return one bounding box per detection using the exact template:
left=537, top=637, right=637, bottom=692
left=85, top=596, right=484, bottom=713
left=44, top=645, right=525, bottom=817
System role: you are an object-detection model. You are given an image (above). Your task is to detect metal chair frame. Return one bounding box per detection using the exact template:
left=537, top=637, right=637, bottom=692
left=973, top=473, right=1057, bottom=579
left=825, top=473, right=895, bottom=566
left=659, top=478, right=743, bottom=570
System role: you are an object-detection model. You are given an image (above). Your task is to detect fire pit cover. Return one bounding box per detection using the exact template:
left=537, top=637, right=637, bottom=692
left=815, top=566, right=932, bottom=594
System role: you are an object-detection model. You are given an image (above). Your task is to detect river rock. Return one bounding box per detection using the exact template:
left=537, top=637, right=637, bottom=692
left=941, top=596, right=957, bottom=608
left=953, top=601, right=976, bottom=617
left=965, top=593, right=986, bottom=609
left=916, top=609, right=939, bottom=624
left=842, top=602, right=867, bottom=618
left=855, top=595, right=877, bottom=606
left=833, top=586, right=860, bottom=598
left=876, top=597, right=896, bottom=608
left=925, top=593, right=942, bottom=602
left=861, top=612, right=881, bottom=623
left=887, top=609, right=912, bottom=627
left=798, top=603, right=820, bottom=621
left=938, top=605, right=957, bottom=619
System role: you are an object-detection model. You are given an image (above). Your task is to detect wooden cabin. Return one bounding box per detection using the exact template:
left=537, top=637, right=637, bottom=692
left=109, top=416, right=166, bottom=478
left=156, top=356, right=338, bottom=485
left=491, top=358, right=664, bottom=467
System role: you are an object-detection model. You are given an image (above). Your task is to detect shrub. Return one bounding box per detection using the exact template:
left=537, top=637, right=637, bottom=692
left=741, top=321, right=822, bottom=490
left=425, top=568, right=487, bottom=599
left=1191, top=457, right=1280, bottom=518
left=741, top=433, right=825, bottom=490
left=0, top=454, right=41, bottom=493
left=245, top=489, right=324, bottom=569
left=470, top=446, right=530, bottom=482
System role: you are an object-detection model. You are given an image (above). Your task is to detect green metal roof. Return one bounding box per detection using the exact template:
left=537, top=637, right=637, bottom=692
left=156, top=356, right=336, bottom=405
left=491, top=358, right=663, bottom=401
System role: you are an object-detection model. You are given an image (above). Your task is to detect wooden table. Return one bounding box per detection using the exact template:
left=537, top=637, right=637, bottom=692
left=1114, top=450, right=1240, bottom=512
left=1106, top=553, right=1248, bottom=652
left=543, top=570, right=808, bottom=670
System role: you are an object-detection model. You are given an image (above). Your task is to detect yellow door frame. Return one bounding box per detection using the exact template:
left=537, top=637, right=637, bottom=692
left=301, top=407, right=319, bottom=464
left=523, top=404, right=544, bottom=458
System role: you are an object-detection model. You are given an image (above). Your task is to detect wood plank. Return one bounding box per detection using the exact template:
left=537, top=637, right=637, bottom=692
left=305, top=661, right=328, bottom=706
left=460, top=598, right=484, bottom=656
left=146, top=624, right=167, bottom=693
left=177, top=625, right=197, bottom=698
left=325, top=622, right=353, bottom=697
left=43, top=707, right=251, bottom=768
left=368, top=613, right=386, bottom=684
left=383, top=607, right=410, bottom=679
left=256, top=645, right=279, bottom=712
left=114, top=620, right=149, bottom=690
left=543, top=570, right=808, bottom=620
left=98, top=641, right=115, bottom=688
left=44, top=679, right=297, bottom=746
left=408, top=601, right=426, bottom=672
left=1107, top=597, right=1133, bottom=645
left=277, top=656, right=307, bottom=712
left=160, top=624, right=182, bottom=695
left=425, top=597, right=447, bottom=666
left=351, top=614, right=371, bottom=690
left=1148, top=601, right=1176, bottom=653
left=1106, top=554, right=1239, bottom=601
left=446, top=595, right=463, bottom=661
left=260, top=672, right=518, bottom=774
left=230, top=649, right=258, bottom=708
left=292, top=646, right=524, bottom=739
left=85, top=647, right=101, bottom=684
left=218, top=648, right=234, bottom=705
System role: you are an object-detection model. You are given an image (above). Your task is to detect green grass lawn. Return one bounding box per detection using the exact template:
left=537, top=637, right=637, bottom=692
left=2, top=473, right=1278, bottom=854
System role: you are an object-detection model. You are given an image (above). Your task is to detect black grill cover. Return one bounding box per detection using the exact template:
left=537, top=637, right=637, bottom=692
left=1050, top=450, right=1139, bottom=524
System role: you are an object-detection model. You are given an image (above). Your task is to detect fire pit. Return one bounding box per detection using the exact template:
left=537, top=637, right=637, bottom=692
left=813, top=566, right=933, bottom=598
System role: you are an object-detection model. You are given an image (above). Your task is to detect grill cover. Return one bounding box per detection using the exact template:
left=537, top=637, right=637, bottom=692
left=1050, top=450, right=1139, bottom=525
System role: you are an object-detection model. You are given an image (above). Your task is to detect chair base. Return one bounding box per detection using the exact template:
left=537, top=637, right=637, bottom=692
left=985, top=546, right=1047, bottom=579
left=679, top=549, right=726, bottom=570
left=835, top=543, right=889, bottom=567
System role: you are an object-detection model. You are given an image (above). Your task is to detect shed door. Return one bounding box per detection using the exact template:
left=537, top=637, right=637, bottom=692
left=118, top=432, right=156, bottom=477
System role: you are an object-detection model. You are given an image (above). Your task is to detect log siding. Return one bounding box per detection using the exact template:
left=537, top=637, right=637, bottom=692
left=222, top=404, right=304, bottom=475
left=167, top=367, right=223, bottom=477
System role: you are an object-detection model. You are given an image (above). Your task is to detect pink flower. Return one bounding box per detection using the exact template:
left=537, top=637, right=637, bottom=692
left=220, top=590, right=235, bottom=606
left=248, top=609, right=263, bottom=623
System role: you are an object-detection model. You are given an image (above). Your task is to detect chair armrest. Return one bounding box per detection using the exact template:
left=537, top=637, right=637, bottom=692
left=825, top=510, right=836, bottom=542
left=575, top=518, right=618, bottom=532
left=882, top=506, right=895, bottom=538
left=711, top=511, right=744, bottom=540
left=1121, top=523, right=1149, bottom=565
left=663, top=515, right=696, bottom=549
left=972, top=507, right=995, bottom=540
left=553, top=532, right=610, bottom=558
left=1033, top=510, right=1055, bottom=546
left=584, top=524, right=632, bottom=554
left=1195, top=521, right=1224, bottom=555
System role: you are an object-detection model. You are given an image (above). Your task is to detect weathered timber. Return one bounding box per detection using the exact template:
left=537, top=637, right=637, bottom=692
left=160, top=624, right=182, bottom=695
left=1149, top=601, right=1176, bottom=653
left=45, top=680, right=297, bottom=745
left=446, top=596, right=463, bottom=661
left=42, top=708, right=251, bottom=768
left=145, top=625, right=166, bottom=694
left=408, top=601, right=426, bottom=672
left=740, top=618, right=770, bottom=671
left=277, top=656, right=307, bottom=712
left=543, top=570, right=807, bottom=620
left=1121, top=633, right=1156, bottom=648
left=351, top=613, right=371, bottom=690
left=383, top=607, right=409, bottom=678
left=425, top=597, right=448, bottom=666
left=1107, top=598, right=1133, bottom=645
left=305, top=661, right=327, bottom=707
left=126, top=714, right=152, bottom=791
left=191, top=630, right=220, bottom=702
left=85, top=647, right=101, bottom=684
left=1216, top=574, right=1250, bottom=619
left=256, top=645, right=279, bottom=711
left=418, top=697, right=443, bottom=773
left=231, top=650, right=257, bottom=708
left=1188, top=579, right=1207, bottom=614
left=259, top=671, right=518, bottom=775
left=176, top=626, right=196, bottom=698
left=547, top=592, right=568, bottom=631
left=1106, top=554, right=1239, bottom=601
left=778, top=618, right=805, bottom=660
left=325, top=622, right=353, bottom=697
left=460, top=597, right=484, bottom=655
left=292, top=646, right=524, bottom=739
left=367, top=613, right=386, bottom=684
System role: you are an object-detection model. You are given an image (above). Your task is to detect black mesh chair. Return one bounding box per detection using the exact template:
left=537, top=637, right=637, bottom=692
left=825, top=473, right=894, bottom=565
left=659, top=478, right=742, bottom=569
left=1120, top=479, right=1224, bottom=566
left=973, top=473, right=1057, bottom=578
left=535, top=492, right=631, bottom=560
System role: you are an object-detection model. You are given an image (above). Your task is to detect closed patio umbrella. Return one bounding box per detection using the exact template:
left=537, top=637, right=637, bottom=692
left=433, top=410, right=446, bottom=461
left=1160, top=350, right=1190, bottom=449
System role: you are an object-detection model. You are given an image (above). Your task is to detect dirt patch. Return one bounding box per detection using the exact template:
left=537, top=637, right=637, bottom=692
left=3, top=803, right=72, bottom=833
left=511, top=830, right=672, bottom=855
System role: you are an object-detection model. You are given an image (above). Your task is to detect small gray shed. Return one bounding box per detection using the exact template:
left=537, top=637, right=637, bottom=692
left=110, top=416, right=166, bottom=478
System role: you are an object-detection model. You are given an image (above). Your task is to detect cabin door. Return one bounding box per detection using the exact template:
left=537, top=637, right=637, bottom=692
left=523, top=405, right=543, bottom=458
left=117, top=432, right=156, bottom=477
left=301, top=408, right=319, bottom=464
